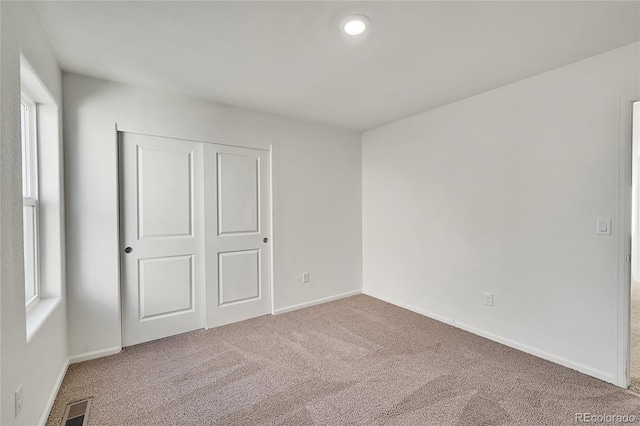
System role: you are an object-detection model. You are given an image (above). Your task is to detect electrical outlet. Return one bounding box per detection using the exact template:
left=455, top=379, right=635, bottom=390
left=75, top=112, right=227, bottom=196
left=596, top=218, right=611, bottom=235
left=15, top=385, right=23, bottom=417
left=484, top=292, right=493, bottom=307
left=302, top=272, right=310, bottom=283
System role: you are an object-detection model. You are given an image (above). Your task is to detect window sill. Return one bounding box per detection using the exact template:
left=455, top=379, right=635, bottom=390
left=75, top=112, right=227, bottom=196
left=26, top=297, right=62, bottom=343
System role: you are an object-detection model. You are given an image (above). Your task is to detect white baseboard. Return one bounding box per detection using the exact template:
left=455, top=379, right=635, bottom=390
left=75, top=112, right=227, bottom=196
left=274, top=290, right=362, bottom=315
left=38, top=358, right=69, bottom=426
left=363, top=290, right=616, bottom=386
left=69, top=346, right=122, bottom=364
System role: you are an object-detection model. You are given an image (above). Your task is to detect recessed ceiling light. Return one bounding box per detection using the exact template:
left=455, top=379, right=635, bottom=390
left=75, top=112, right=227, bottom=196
left=341, top=15, right=370, bottom=36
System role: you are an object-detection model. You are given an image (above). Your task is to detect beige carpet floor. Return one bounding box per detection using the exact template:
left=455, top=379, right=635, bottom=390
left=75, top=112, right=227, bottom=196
left=631, top=282, right=640, bottom=394
left=47, top=295, right=640, bottom=426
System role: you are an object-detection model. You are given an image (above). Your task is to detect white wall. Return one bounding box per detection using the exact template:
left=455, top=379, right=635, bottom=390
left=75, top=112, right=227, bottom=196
left=63, top=73, right=362, bottom=359
left=0, top=2, right=67, bottom=425
left=363, top=43, right=640, bottom=384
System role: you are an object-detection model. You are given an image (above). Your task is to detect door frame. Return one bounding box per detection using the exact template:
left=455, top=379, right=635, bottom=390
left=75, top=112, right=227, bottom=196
left=617, top=91, right=640, bottom=387
left=115, top=123, right=275, bottom=342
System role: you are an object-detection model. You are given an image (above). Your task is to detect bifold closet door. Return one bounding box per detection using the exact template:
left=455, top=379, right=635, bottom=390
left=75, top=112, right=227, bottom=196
left=120, top=132, right=205, bottom=347
left=204, top=143, right=271, bottom=328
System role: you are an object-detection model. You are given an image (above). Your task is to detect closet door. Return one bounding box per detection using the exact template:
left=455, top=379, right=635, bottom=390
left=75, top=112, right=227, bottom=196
left=120, top=132, right=205, bottom=346
left=204, top=143, right=271, bottom=327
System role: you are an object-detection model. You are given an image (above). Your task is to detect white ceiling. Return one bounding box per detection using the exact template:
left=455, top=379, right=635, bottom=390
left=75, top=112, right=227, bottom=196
left=29, top=1, right=640, bottom=131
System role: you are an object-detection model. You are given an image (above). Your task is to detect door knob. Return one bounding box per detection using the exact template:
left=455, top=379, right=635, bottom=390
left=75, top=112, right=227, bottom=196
left=124, top=247, right=133, bottom=254
left=263, top=238, right=268, bottom=243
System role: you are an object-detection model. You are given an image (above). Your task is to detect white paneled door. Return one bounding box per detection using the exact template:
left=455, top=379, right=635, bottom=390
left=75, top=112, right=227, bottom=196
left=204, top=143, right=271, bottom=328
left=120, top=132, right=271, bottom=347
left=120, top=132, right=205, bottom=347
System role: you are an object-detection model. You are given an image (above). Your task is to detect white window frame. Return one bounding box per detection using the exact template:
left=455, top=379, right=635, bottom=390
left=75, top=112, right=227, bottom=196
left=21, top=93, right=40, bottom=311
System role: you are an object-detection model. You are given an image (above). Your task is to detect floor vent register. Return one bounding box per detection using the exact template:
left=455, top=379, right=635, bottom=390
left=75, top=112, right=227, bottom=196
left=61, top=398, right=92, bottom=426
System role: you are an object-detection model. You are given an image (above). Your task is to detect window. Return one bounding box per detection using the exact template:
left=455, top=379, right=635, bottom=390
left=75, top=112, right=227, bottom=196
left=21, top=93, right=40, bottom=309
left=20, top=54, right=63, bottom=339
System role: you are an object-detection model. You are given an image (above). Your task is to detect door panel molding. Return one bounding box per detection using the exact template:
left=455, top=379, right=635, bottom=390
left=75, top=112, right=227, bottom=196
left=137, top=146, right=194, bottom=239
left=138, top=254, right=194, bottom=320
left=216, top=153, right=261, bottom=236
left=218, top=249, right=261, bottom=307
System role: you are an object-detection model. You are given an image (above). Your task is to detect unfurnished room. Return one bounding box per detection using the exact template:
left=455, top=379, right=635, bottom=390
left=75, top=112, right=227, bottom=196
left=1, top=1, right=640, bottom=425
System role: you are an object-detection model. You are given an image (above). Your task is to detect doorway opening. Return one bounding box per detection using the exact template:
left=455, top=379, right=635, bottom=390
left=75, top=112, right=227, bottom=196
left=629, top=101, right=640, bottom=392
